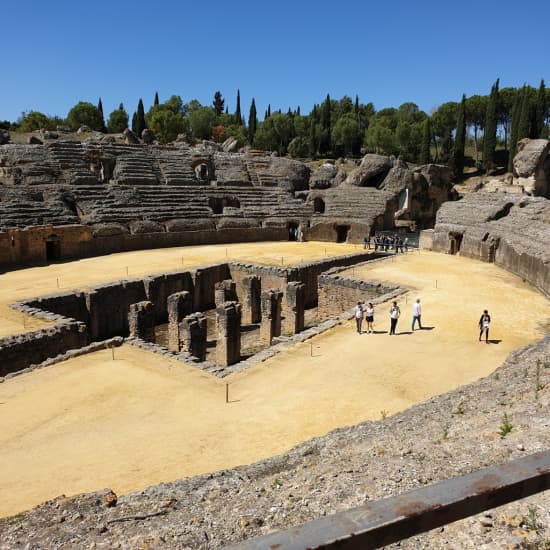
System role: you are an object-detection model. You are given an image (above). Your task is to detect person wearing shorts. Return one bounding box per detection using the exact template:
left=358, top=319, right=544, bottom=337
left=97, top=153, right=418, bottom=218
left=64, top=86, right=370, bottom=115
left=479, top=309, right=491, bottom=343
left=365, top=302, right=374, bottom=333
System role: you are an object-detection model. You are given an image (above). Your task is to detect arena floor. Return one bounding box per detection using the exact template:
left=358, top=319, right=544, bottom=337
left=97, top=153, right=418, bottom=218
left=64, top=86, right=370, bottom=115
left=0, top=243, right=548, bottom=517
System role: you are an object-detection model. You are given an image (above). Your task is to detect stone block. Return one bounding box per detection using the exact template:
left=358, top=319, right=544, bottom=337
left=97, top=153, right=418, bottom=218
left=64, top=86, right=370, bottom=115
left=215, top=301, right=241, bottom=367
left=128, top=301, right=155, bottom=343
left=260, top=289, right=283, bottom=345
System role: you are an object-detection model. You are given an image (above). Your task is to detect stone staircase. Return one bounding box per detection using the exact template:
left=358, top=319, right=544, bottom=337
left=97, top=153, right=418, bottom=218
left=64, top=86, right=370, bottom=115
left=47, top=141, right=98, bottom=185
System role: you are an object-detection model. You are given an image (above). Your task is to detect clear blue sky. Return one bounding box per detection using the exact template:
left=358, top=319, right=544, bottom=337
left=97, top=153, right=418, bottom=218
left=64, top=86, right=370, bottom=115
left=2, top=0, right=548, bottom=122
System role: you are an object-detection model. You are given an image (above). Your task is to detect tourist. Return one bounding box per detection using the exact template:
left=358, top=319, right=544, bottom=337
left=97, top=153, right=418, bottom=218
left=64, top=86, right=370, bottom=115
left=353, top=301, right=363, bottom=334
left=478, top=309, right=491, bottom=343
left=363, top=234, right=371, bottom=249
left=365, top=302, right=375, bottom=333
left=411, top=298, right=422, bottom=331
left=374, top=235, right=379, bottom=252
left=404, top=237, right=409, bottom=252
left=389, top=301, right=400, bottom=335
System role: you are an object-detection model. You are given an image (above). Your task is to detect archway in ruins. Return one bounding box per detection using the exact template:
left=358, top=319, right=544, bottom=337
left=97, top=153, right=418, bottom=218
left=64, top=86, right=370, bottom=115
left=313, top=197, right=325, bottom=214
left=335, top=225, right=350, bottom=243
left=208, top=196, right=241, bottom=215
left=45, top=235, right=61, bottom=262
left=193, top=160, right=214, bottom=182
left=287, top=222, right=299, bottom=241
left=449, top=232, right=463, bottom=255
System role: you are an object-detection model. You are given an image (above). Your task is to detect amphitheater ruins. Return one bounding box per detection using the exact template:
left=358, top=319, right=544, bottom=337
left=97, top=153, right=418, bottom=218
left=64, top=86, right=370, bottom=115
left=0, top=133, right=549, bottom=548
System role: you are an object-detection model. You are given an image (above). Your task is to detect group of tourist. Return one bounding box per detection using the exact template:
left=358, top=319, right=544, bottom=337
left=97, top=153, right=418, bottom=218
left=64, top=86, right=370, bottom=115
left=352, top=298, right=422, bottom=335
left=364, top=233, right=409, bottom=253
left=352, top=299, right=492, bottom=341
left=289, top=226, right=305, bottom=242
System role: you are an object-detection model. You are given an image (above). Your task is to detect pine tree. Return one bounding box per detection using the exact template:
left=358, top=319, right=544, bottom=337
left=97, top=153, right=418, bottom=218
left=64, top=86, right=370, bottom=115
left=97, top=98, right=106, bottom=132
left=535, top=79, right=546, bottom=138
left=154, top=92, right=159, bottom=106
left=419, top=118, right=432, bottom=165
left=483, top=79, right=499, bottom=173
left=248, top=98, right=257, bottom=144
left=451, top=95, right=467, bottom=177
left=234, top=89, right=242, bottom=125
left=508, top=91, right=522, bottom=172
left=213, top=91, right=225, bottom=116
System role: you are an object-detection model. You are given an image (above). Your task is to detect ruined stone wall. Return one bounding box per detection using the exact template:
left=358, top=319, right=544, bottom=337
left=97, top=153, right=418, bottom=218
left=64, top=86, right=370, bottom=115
left=192, top=264, right=231, bottom=311
left=432, top=194, right=550, bottom=297
left=0, top=322, right=88, bottom=377
left=144, top=272, right=194, bottom=323
left=317, top=271, right=401, bottom=318
left=23, top=292, right=89, bottom=324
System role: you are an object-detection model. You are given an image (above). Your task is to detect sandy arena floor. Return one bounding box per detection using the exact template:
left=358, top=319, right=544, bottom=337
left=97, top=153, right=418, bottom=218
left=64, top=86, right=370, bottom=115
left=0, top=245, right=548, bottom=517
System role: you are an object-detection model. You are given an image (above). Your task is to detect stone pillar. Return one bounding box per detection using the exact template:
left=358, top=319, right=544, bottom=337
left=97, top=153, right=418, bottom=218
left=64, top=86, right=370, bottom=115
left=167, top=291, right=192, bottom=352
left=214, top=279, right=237, bottom=307
left=181, top=313, right=207, bottom=361
left=260, top=289, right=283, bottom=345
left=215, top=301, right=241, bottom=367
left=128, top=301, right=156, bottom=342
left=241, top=275, right=261, bottom=325
left=283, top=282, right=306, bottom=334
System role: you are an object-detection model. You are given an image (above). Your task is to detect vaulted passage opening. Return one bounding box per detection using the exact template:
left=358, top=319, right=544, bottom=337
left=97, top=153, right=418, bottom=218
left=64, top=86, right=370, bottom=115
left=209, top=196, right=241, bottom=214
left=313, top=197, right=325, bottom=214
left=45, top=236, right=61, bottom=261
left=336, top=225, right=350, bottom=243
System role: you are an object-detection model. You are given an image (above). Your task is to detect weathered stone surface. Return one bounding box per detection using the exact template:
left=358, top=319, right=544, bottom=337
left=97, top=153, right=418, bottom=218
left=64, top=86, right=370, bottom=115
left=432, top=193, right=550, bottom=296
left=513, top=138, right=550, bottom=197
left=128, top=301, right=155, bottom=342
left=309, top=162, right=338, bottom=189
left=215, top=301, right=241, bottom=367
left=260, top=289, right=283, bottom=345
left=123, top=128, right=140, bottom=144
left=344, top=154, right=395, bottom=187
left=27, top=135, right=43, bottom=145
left=222, top=137, right=239, bottom=153
left=141, top=128, right=155, bottom=144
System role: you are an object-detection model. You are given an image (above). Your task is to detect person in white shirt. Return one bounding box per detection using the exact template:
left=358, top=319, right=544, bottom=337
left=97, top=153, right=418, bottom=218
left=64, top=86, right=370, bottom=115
left=353, top=301, right=363, bottom=334
left=478, top=309, right=491, bottom=343
left=412, top=298, right=422, bottom=331
left=365, top=302, right=375, bottom=334
left=389, top=301, right=400, bottom=335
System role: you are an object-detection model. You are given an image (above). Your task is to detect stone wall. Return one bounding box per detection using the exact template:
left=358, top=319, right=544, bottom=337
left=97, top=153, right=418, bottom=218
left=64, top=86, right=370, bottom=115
left=432, top=194, right=550, bottom=297
left=0, top=321, right=88, bottom=377
left=318, top=268, right=402, bottom=318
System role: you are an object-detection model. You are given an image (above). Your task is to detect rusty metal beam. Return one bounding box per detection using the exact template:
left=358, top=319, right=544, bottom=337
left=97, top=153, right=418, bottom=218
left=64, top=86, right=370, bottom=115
left=224, top=450, right=550, bottom=550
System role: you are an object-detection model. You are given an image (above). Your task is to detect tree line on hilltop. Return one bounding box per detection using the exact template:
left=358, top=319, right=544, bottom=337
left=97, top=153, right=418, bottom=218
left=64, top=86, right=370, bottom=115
left=2, top=80, right=548, bottom=177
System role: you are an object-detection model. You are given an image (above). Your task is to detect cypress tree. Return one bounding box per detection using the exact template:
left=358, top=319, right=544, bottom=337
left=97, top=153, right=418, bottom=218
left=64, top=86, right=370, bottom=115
left=296, top=106, right=301, bottom=116
left=354, top=95, right=360, bottom=120
left=131, top=112, right=137, bottom=134
left=248, top=98, right=257, bottom=144
left=320, top=94, right=331, bottom=154
left=419, top=118, right=432, bottom=165
left=451, top=94, right=467, bottom=177
left=517, top=86, right=531, bottom=141
left=535, top=79, right=546, bottom=138
left=97, top=98, right=106, bottom=132
left=213, top=91, right=225, bottom=116
left=483, top=79, right=499, bottom=173
left=508, top=91, right=522, bottom=172
left=154, top=92, right=159, bottom=106
left=266, top=104, right=271, bottom=118
left=234, top=89, right=242, bottom=125
left=135, top=98, right=146, bottom=136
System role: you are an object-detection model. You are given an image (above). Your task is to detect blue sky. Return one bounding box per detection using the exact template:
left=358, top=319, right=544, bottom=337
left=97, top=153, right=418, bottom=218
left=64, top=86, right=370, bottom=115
left=2, top=0, right=548, bottom=122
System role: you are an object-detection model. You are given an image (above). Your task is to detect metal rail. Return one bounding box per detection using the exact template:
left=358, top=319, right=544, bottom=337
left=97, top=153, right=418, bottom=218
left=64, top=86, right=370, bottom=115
left=225, top=450, right=550, bottom=550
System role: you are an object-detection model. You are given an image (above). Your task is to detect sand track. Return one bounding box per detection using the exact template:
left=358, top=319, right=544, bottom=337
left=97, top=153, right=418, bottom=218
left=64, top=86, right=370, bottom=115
left=0, top=244, right=548, bottom=517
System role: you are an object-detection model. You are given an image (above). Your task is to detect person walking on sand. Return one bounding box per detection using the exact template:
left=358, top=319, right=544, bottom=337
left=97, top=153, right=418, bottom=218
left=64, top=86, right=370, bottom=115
left=411, top=298, right=422, bottom=331
left=353, top=301, right=363, bottom=334
left=365, top=302, right=375, bottom=333
left=389, top=301, right=400, bottom=335
left=479, top=309, right=491, bottom=343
